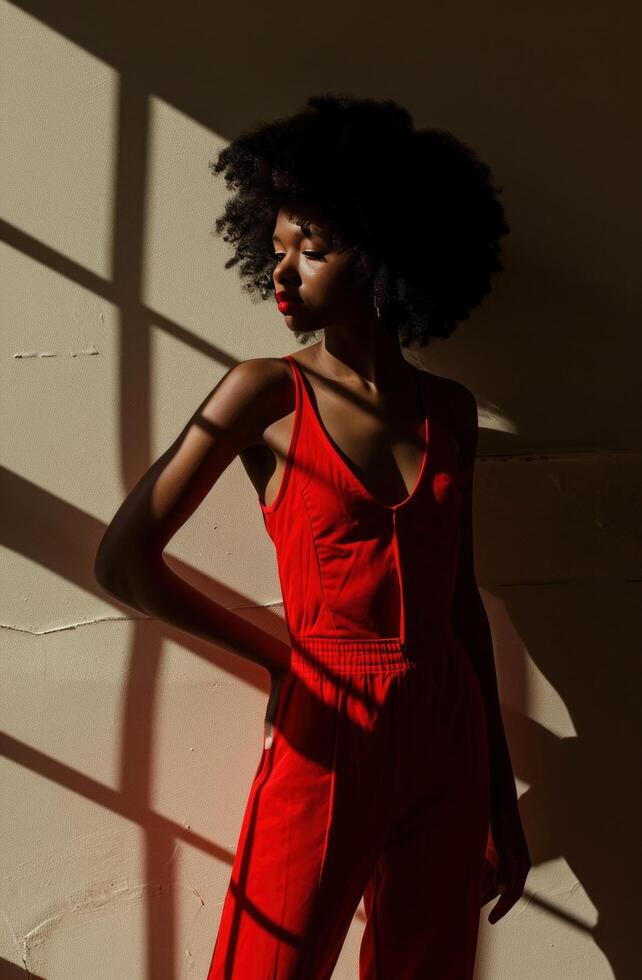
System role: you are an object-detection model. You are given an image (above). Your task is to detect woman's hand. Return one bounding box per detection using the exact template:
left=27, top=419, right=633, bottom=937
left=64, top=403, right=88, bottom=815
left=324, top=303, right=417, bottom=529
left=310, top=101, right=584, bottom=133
left=486, top=794, right=531, bottom=924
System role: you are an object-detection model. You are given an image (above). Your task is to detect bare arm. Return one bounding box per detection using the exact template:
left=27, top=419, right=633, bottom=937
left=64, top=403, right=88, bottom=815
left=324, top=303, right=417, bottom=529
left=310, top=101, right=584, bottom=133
left=450, top=384, right=520, bottom=816
left=450, top=383, right=531, bottom=923
left=94, top=357, right=292, bottom=676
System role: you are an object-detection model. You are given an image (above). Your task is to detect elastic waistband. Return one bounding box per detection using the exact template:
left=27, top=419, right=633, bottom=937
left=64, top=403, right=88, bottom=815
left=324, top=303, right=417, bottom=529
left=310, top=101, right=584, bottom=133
left=289, top=623, right=456, bottom=680
left=289, top=635, right=414, bottom=680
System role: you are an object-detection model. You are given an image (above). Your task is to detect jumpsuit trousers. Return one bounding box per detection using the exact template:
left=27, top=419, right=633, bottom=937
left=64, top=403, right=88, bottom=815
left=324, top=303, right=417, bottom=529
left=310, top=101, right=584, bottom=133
left=207, top=355, right=498, bottom=979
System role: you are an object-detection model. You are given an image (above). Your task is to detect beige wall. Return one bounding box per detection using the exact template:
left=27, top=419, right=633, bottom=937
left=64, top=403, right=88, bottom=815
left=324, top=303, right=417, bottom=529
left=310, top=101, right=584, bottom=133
left=2, top=1, right=640, bottom=977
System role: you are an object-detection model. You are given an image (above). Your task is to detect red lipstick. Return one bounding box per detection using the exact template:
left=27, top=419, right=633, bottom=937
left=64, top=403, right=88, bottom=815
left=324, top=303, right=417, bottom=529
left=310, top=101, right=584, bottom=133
left=276, top=291, right=302, bottom=314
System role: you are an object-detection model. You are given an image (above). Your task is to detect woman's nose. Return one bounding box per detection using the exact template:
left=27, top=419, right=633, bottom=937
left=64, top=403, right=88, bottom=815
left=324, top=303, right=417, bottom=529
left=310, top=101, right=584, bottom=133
left=274, top=263, right=300, bottom=285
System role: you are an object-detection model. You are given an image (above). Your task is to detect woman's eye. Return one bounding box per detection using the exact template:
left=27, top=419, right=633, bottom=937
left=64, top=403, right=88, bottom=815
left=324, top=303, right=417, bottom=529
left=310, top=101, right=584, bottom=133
left=272, top=251, right=326, bottom=264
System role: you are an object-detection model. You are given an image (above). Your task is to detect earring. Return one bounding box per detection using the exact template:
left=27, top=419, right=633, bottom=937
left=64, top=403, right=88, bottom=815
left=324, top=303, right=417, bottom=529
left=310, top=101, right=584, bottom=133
left=373, top=292, right=381, bottom=319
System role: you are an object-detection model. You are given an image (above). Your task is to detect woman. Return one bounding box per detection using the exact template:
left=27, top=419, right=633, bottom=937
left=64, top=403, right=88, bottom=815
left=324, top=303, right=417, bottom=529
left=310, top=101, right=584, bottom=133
left=95, top=93, right=530, bottom=978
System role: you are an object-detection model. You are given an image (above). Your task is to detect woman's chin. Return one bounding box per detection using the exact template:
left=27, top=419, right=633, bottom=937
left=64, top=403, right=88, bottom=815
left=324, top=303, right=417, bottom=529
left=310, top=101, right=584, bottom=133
left=281, top=313, right=316, bottom=334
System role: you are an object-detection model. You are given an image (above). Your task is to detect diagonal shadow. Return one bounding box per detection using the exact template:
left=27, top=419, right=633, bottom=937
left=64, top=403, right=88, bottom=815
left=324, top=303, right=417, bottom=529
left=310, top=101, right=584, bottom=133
left=0, top=218, right=237, bottom=368
left=0, top=730, right=232, bottom=866
left=0, top=957, right=45, bottom=979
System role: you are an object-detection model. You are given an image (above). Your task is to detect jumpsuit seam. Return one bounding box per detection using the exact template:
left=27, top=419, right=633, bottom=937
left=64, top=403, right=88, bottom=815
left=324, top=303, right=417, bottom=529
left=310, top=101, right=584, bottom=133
left=317, top=684, right=341, bottom=890
left=272, top=784, right=291, bottom=980
left=283, top=353, right=340, bottom=633
left=298, top=476, right=340, bottom=633
left=260, top=354, right=303, bottom=516
left=390, top=510, right=406, bottom=647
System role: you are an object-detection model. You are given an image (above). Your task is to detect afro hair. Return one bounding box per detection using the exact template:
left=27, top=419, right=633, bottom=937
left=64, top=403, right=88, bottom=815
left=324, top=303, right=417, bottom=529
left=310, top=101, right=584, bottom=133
left=209, top=93, right=510, bottom=348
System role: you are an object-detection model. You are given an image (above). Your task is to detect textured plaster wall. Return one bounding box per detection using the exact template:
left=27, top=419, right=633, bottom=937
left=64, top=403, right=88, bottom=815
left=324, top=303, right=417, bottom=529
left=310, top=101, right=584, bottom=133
left=1, top=2, right=640, bottom=978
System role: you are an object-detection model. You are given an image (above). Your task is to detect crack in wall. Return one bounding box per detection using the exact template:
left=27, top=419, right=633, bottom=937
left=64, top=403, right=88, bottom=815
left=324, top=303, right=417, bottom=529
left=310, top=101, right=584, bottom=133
left=0, top=615, right=150, bottom=634
left=12, top=346, right=100, bottom=358
left=0, top=600, right=285, bottom=633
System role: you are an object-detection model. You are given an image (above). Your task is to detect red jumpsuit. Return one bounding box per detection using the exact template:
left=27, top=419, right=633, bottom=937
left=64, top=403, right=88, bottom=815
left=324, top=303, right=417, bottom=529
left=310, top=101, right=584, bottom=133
left=207, top=354, right=499, bottom=979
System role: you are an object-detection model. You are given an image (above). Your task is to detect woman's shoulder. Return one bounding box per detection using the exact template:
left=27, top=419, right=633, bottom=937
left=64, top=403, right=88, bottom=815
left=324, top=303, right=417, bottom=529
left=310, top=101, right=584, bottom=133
left=417, top=368, right=478, bottom=467
left=217, top=357, right=298, bottom=439
left=418, top=367, right=477, bottom=417
left=226, top=355, right=296, bottom=394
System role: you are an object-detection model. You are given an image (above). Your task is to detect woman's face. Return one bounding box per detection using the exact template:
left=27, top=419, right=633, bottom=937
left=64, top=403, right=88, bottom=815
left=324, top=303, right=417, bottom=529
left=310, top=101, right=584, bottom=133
left=271, top=202, right=368, bottom=332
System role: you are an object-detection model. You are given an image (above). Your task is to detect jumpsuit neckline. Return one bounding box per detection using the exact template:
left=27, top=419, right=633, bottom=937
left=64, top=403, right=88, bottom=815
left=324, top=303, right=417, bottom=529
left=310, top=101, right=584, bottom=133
left=283, top=354, right=430, bottom=511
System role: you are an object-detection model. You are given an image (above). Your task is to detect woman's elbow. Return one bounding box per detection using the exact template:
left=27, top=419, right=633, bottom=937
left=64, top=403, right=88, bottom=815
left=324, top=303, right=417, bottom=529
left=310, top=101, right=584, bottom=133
left=94, top=523, right=146, bottom=595
left=93, top=534, right=131, bottom=599
left=94, top=528, right=165, bottom=604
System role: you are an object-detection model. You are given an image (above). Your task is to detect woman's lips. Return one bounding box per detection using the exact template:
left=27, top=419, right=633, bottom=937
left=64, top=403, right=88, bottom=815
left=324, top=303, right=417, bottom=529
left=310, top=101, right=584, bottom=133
left=277, top=300, right=301, bottom=314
